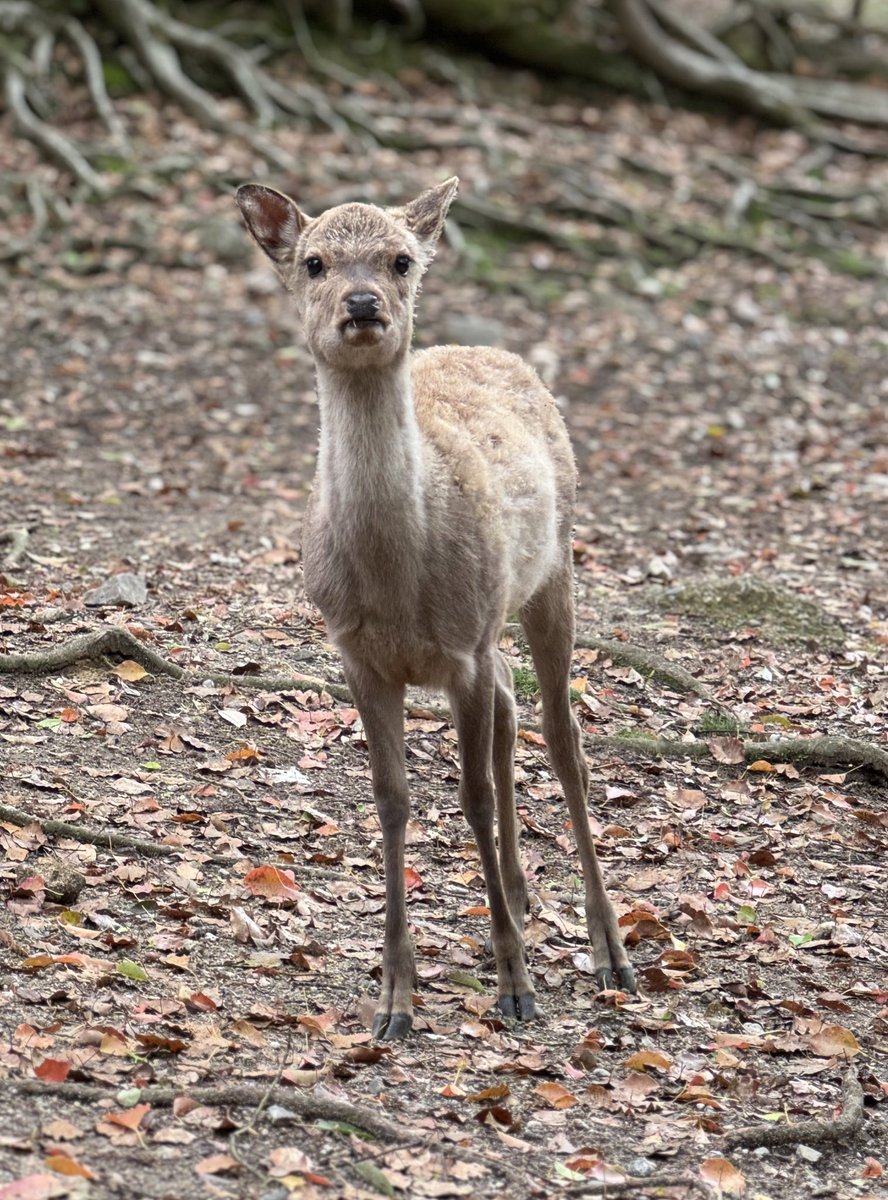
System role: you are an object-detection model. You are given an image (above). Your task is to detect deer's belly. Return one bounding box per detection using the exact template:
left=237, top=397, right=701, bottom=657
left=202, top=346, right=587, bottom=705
left=334, top=617, right=476, bottom=691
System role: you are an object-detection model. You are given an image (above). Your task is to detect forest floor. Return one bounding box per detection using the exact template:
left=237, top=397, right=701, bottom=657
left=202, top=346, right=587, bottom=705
left=0, top=39, right=887, bottom=1200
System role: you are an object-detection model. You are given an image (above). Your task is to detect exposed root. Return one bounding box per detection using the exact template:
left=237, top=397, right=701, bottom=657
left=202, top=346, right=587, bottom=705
left=0, top=626, right=352, bottom=700
left=3, top=65, right=107, bottom=194
left=585, top=732, right=888, bottom=781
left=575, top=635, right=710, bottom=698
left=723, top=1070, right=864, bottom=1150
left=12, top=1078, right=403, bottom=1142
left=2, top=629, right=887, bottom=781
left=0, top=525, right=30, bottom=568
left=568, top=1175, right=709, bottom=1197
left=0, top=800, right=182, bottom=858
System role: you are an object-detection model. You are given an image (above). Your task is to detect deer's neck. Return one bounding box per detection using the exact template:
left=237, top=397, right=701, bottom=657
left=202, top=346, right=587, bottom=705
left=313, top=360, right=426, bottom=551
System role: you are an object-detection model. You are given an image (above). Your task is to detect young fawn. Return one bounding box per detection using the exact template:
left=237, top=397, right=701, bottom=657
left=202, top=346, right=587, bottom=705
left=235, top=177, right=636, bottom=1038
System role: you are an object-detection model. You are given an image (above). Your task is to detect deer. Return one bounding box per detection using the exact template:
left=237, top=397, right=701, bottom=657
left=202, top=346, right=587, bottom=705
left=234, top=176, right=636, bottom=1039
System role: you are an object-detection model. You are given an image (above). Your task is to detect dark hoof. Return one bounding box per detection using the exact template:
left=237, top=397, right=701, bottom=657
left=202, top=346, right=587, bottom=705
left=594, top=965, right=637, bottom=994
left=498, top=992, right=537, bottom=1022
left=372, top=1011, right=412, bottom=1040
left=618, top=965, right=637, bottom=994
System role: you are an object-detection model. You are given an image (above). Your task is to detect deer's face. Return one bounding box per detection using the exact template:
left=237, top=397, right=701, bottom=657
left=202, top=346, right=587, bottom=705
left=290, top=205, right=424, bottom=369
left=235, top=178, right=458, bottom=371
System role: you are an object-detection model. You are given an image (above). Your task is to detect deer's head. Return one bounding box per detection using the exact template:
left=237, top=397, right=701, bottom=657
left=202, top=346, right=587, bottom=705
left=235, top=178, right=458, bottom=370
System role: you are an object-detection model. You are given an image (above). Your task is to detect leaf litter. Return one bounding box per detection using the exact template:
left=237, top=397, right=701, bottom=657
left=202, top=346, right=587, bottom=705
left=0, top=31, right=887, bottom=1200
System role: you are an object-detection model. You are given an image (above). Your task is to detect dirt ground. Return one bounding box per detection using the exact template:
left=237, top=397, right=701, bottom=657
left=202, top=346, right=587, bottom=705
left=1, top=45, right=887, bottom=1200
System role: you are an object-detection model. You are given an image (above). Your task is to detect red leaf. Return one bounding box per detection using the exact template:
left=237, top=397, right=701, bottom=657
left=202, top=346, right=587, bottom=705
left=34, top=1060, right=70, bottom=1083
left=243, top=866, right=300, bottom=900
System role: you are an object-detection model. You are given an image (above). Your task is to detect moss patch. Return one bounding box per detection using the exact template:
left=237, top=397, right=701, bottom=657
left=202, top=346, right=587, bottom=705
left=648, top=576, right=845, bottom=649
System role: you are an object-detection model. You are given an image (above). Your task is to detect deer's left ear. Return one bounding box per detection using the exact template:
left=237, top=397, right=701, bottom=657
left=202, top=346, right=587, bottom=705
left=235, top=183, right=310, bottom=266
left=401, top=177, right=459, bottom=246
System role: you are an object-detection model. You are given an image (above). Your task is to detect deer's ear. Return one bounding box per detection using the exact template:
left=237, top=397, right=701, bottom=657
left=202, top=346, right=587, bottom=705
left=401, top=177, right=458, bottom=245
left=235, top=184, right=310, bottom=265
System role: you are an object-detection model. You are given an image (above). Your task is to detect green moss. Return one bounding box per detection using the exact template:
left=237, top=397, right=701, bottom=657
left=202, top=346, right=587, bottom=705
left=650, top=576, right=845, bottom=649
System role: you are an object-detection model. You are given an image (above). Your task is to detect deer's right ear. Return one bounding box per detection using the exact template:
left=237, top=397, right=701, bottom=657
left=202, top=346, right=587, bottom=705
left=235, top=184, right=310, bottom=266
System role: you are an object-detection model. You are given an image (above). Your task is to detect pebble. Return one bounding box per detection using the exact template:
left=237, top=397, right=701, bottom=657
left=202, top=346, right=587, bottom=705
left=83, top=572, right=148, bottom=608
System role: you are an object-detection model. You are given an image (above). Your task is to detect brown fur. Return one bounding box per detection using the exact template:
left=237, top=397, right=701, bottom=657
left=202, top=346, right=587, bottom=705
left=235, top=177, right=635, bottom=1038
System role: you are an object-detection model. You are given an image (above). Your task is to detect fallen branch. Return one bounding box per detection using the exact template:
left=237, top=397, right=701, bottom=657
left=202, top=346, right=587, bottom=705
left=723, top=1070, right=864, bottom=1150
left=12, top=1078, right=403, bottom=1142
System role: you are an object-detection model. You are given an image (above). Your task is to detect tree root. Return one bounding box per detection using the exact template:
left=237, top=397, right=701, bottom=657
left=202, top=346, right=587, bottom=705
left=723, top=1070, right=864, bottom=1150
left=575, top=635, right=710, bottom=698
left=0, top=626, right=352, bottom=701
left=3, top=628, right=887, bottom=783
left=569, top=1176, right=708, bottom=1197
left=0, top=525, right=30, bottom=568
left=12, top=1078, right=403, bottom=1142
left=3, top=64, right=107, bottom=194
left=612, top=0, right=888, bottom=128
left=0, top=800, right=181, bottom=858
left=586, top=732, right=888, bottom=780
left=0, top=797, right=357, bottom=878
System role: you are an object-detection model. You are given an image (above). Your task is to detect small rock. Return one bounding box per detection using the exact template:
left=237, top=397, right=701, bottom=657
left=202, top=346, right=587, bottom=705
left=732, top=293, right=761, bottom=324
left=627, top=1158, right=657, bottom=1177
left=44, top=864, right=86, bottom=906
left=796, top=1144, right=821, bottom=1164
left=646, top=553, right=676, bottom=581
left=267, top=1105, right=297, bottom=1125
left=84, top=573, right=148, bottom=608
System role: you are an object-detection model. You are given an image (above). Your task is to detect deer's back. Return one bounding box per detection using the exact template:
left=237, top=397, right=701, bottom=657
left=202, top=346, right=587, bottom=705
left=412, top=343, right=576, bottom=546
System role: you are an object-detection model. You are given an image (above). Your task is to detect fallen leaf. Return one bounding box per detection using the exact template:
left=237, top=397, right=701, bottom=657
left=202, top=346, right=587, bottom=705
left=700, top=1156, right=746, bottom=1194
left=534, top=1082, right=578, bottom=1109
left=808, top=1024, right=861, bottom=1058
left=113, top=660, right=147, bottom=681
left=243, top=865, right=300, bottom=900
left=43, top=1154, right=95, bottom=1181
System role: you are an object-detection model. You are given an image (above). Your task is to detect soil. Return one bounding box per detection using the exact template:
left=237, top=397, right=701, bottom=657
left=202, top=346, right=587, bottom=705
left=1, top=47, right=887, bottom=1200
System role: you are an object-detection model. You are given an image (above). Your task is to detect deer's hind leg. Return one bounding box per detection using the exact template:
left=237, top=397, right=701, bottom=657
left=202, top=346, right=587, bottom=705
left=519, top=559, right=636, bottom=994
left=448, top=650, right=537, bottom=1022
left=493, top=650, right=529, bottom=930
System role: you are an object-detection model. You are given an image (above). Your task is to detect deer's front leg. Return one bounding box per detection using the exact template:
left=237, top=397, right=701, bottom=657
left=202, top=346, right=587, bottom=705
left=345, top=660, right=414, bottom=1040
left=448, top=654, right=537, bottom=1023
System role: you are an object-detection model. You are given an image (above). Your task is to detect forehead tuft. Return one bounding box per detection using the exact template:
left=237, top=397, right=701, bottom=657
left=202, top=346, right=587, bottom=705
left=309, top=202, right=407, bottom=255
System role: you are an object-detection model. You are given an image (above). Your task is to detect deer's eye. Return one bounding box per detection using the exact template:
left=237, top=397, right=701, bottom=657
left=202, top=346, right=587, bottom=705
left=305, top=257, right=324, bottom=277
left=394, top=255, right=411, bottom=276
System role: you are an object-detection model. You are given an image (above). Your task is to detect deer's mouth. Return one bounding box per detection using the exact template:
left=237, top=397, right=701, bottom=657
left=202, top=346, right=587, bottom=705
left=341, top=317, right=387, bottom=340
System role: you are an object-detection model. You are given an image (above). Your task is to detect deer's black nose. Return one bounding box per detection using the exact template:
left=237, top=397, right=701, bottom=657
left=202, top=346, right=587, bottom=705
left=345, top=292, right=380, bottom=320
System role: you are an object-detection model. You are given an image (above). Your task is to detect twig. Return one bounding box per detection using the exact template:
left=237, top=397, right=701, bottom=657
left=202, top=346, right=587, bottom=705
left=11, top=1079, right=403, bottom=1142
left=724, top=1070, right=864, bottom=1150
